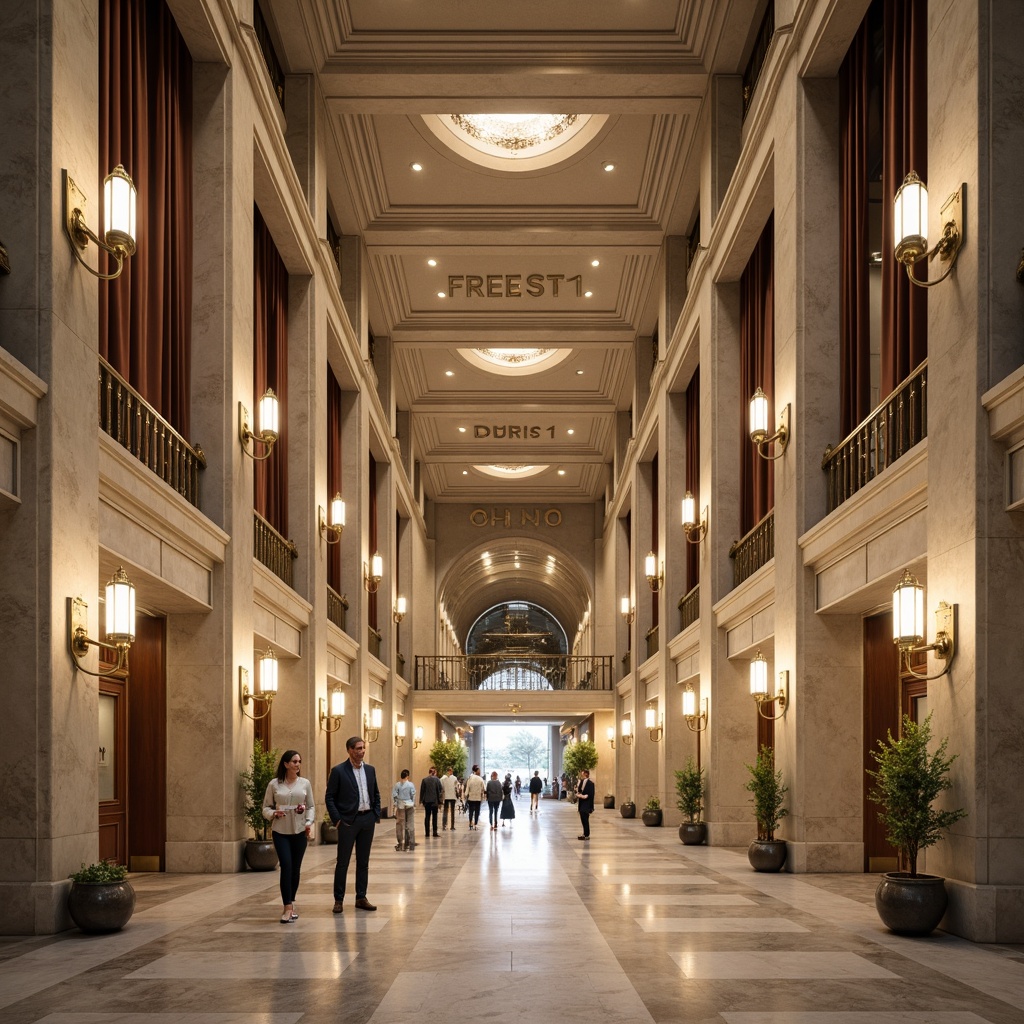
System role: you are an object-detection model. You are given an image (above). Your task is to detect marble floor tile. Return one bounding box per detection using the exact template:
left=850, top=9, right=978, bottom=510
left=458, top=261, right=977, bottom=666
left=125, top=951, right=359, bottom=979
left=592, top=873, right=718, bottom=884
left=616, top=894, right=757, bottom=906
left=669, top=951, right=900, bottom=979
left=719, top=1016, right=993, bottom=1024
left=637, top=916, right=810, bottom=933
left=216, top=918, right=390, bottom=933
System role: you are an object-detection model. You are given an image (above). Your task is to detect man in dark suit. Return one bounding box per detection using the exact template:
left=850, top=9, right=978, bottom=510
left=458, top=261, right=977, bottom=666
left=576, top=768, right=595, bottom=840
left=325, top=735, right=381, bottom=912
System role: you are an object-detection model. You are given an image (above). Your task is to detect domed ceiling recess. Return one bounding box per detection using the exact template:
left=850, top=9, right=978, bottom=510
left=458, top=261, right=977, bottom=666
left=467, top=602, right=567, bottom=657
left=460, top=348, right=572, bottom=376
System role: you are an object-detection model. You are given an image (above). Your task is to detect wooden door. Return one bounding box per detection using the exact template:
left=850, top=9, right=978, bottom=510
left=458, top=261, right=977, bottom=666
left=98, top=677, right=127, bottom=864
left=863, top=611, right=900, bottom=872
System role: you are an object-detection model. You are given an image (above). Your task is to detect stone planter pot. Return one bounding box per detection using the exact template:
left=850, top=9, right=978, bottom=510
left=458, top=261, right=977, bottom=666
left=603, top=795, right=615, bottom=809
left=620, top=801, right=636, bottom=819
left=244, top=838, right=279, bottom=871
left=747, top=839, right=787, bottom=872
left=321, top=821, right=339, bottom=845
left=875, top=873, right=948, bottom=935
left=678, top=822, right=707, bottom=845
left=642, top=808, right=663, bottom=827
left=68, top=881, right=136, bottom=933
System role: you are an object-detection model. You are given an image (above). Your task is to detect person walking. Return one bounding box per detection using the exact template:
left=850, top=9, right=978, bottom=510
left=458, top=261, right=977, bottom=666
left=500, top=773, right=516, bottom=827
left=325, top=736, right=381, bottom=913
left=485, top=770, right=503, bottom=830
left=391, top=768, right=416, bottom=851
left=440, top=767, right=459, bottom=831
left=514, top=775, right=522, bottom=798
left=419, top=766, right=443, bottom=838
left=263, top=749, right=315, bottom=923
left=463, top=765, right=485, bottom=830
left=528, top=770, right=543, bottom=814
left=576, top=768, right=595, bottom=840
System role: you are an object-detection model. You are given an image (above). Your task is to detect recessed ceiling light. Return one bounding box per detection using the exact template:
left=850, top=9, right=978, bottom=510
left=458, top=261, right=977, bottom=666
left=603, top=162, right=615, bottom=172
left=458, top=426, right=467, bottom=433
left=584, top=290, right=593, bottom=298
left=591, top=259, right=600, bottom=267
left=462, top=470, right=468, bottom=475
left=557, top=469, right=566, bottom=476
left=576, top=369, right=584, bottom=375
left=411, top=162, right=423, bottom=172
left=446, top=370, right=454, bottom=377
left=427, top=258, right=437, bottom=267
left=437, top=291, right=446, bottom=298
left=567, top=428, right=575, bottom=435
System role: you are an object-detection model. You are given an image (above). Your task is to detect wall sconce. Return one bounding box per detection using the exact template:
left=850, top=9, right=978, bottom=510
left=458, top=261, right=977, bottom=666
left=62, top=165, right=137, bottom=280
left=239, top=391, right=279, bottom=461
left=893, top=171, right=965, bottom=288
left=892, top=568, right=956, bottom=679
left=681, top=492, right=708, bottom=544
left=645, top=552, right=664, bottom=592
left=318, top=493, right=345, bottom=544
left=682, top=684, right=709, bottom=732
left=749, top=388, right=790, bottom=460
left=319, top=689, right=345, bottom=733
left=620, top=718, right=633, bottom=745
left=364, top=705, right=382, bottom=743
left=241, top=648, right=279, bottom=720
left=364, top=553, right=383, bottom=593
left=645, top=706, right=663, bottom=743
left=750, top=651, right=787, bottom=720
left=68, top=566, right=136, bottom=678
left=606, top=725, right=616, bottom=749
left=393, top=596, right=407, bottom=623
left=620, top=597, right=635, bottom=624
left=411, top=725, right=422, bottom=748
left=395, top=719, right=406, bottom=747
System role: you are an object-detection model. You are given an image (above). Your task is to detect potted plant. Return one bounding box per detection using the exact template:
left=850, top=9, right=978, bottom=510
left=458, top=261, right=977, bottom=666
left=239, top=739, right=280, bottom=870
left=67, top=859, right=135, bottom=933
left=620, top=797, right=636, bottom=819
left=675, top=757, right=707, bottom=845
left=867, top=713, right=967, bottom=935
left=603, top=793, right=615, bottom=809
left=744, top=744, right=788, bottom=871
left=320, top=810, right=339, bottom=845
left=561, top=739, right=599, bottom=803
left=641, top=796, right=662, bottom=826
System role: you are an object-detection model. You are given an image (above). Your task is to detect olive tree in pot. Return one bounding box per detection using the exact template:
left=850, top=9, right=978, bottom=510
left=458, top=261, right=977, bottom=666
left=240, top=739, right=280, bottom=870
left=675, top=757, right=707, bottom=845
left=562, top=739, right=599, bottom=804
left=867, top=713, right=967, bottom=935
left=67, top=859, right=135, bottom=933
left=641, top=796, right=663, bottom=826
left=744, top=745, right=788, bottom=871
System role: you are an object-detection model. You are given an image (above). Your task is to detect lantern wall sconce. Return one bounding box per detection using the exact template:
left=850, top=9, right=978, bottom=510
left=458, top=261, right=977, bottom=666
left=645, top=706, right=663, bottom=743
left=645, top=551, right=664, bottom=591
left=393, top=596, right=407, bottom=623
left=892, top=568, right=956, bottom=679
left=68, top=566, right=136, bottom=678
left=620, top=718, right=633, bottom=745
left=62, top=166, right=137, bottom=280
left=318, top=689, right=345, bottom=733
left=364, top=705, right=383, bottom=743
left=239, top=391, right=279, bottom=461
left=413, top=725, right=423, bottom=749
left=364, top=553, right=383, bottom=593
left=682, top=683, right=709, bottom=732
left=240, top=648, right=279, bottom=721
left=606, top=725, right=616, bottom=749
left=620, top=597, right=635, bottom=624
left=318, top=494, right=346, bottom=544
left=893, top=171, right=966, bottom=289
left=395, top=720, right=407, bottom=747
left=749, top=388, right=790, bottom=460
left=749, top=651, right=787, bottom=720
left=681, top=492, right=708, bottom=544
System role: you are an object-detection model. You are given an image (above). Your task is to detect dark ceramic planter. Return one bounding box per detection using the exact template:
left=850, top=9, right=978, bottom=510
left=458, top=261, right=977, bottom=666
left=679, top=822, right=707, bottom=845
left=603, top=795, right=615, bottom=809
left=244, top=839, right=279, bottom=871
left=320, top=822, right=339, bottom=844
left=747, top=839, right=787, bottom=872
left=642, top=809, right=663, bottom=827
left=875, top=872, right=948, bottom=935
left=68, top=881, right=136, bottom=933
left=620, top=801, right=636, bottom=819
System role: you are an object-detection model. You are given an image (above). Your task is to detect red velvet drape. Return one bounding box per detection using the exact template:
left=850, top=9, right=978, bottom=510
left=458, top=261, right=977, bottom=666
left=740, top=216, right=775, bottom=533
left=685, top=369, right=700, bottom=592
left=327, top=370, right=343, bottom=592
left=880, top=0, right=928, bottom=397
left=368, top=455, right=378, bottom=632
left=651, top=453, right=659, bottom=629
left=253, top=205, right=289, bottom=533
left=99, top=0, right=193, bottom=435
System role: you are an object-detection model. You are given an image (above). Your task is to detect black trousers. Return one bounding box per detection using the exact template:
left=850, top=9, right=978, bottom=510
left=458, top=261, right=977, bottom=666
left=423, top=802, right=439, bottom=835
left=467, top=800, right=482, bottom=825
left=334, top=810, right=376, bottom=901
left=579, top=806, right=592, bottom=837
left=442, top=799, right=456, bottom=828
left=273, top=830, right=307, bottom=905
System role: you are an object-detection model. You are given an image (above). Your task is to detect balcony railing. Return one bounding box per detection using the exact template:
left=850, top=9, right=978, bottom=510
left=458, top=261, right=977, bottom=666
left=729, top=510, right=774, bottom=587
left=414, top=655, right=614, bottom=692
left=327, top=586, right=348, bottom=632
left=99, top=358, right=206, bottom=508
left=368, top=626, right=382, bottom=660
left=822, top=361, right=927, bottom=513
left=645, top=624, right=659, bottom=660
left=253, top=511, right=297, bottom=587
left=679, top=585, right=699, bottom=631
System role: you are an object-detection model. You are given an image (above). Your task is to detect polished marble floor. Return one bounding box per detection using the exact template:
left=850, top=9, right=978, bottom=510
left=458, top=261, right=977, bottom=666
left=2, top=799, right=1024, bottom=1023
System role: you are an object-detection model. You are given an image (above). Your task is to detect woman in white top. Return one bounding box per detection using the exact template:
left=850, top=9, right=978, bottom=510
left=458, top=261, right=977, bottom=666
left=263, top=749, right=316, bottom=923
